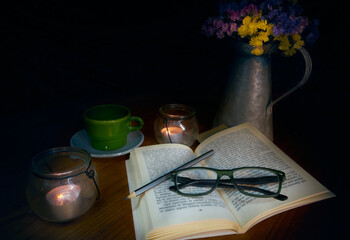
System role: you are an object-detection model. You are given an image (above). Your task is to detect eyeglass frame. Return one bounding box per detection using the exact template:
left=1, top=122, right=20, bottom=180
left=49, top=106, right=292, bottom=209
left=169, top=166, right=287, bottom=200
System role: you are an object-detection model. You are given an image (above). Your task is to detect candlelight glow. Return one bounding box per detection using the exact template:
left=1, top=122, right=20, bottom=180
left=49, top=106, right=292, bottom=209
left=161, top=126, right=183, bottom=135
left=46, top=185, right=81, bottom=206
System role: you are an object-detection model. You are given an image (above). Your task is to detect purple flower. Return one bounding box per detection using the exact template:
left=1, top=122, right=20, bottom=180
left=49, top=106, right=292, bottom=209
left=202, top=16, right=239, bottom=39
left=266, top=6, right=309, bottom=36
left=202, top=17, right=226, bottom=39
left=227, top=9, right=241, bottom=21
left=272, top=25, right=284, bottom=36
left=202, top=0, right=319, bottom=46
left=240, top=4, right=259, bottom=17
left=269, top=9, right=278, bottom=18
left=202, top=18, right=218, bottom=37
left=226, top=22, right=239, bottom=36
left=304, top=19, right=320, bottom=45
left=296, top=16, right=308, bottom=34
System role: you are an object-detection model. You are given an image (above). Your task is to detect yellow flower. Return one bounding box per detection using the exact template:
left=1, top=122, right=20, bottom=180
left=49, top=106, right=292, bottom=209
left=251, top=47, right=264, bottom=55
left=292, top=34, right=304, bottom=49
left=257, top=31, right=269, bottom=42
left=238, top=16, right=252, bottom=38
left=243, top=16, right=252, bottom=25
left=238, top=15, right=274, bottom=55
left=266, top=23, right=273, bottom=35
left=257, top=19, right=268, bottom=31
left=275, top=34, right=304, bottom=56
left=284, top=48, right=297, bottom=56
left=249, top=36, right=263, bottom=47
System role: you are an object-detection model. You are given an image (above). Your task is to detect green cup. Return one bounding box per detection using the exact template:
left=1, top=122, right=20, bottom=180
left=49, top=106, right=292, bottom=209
left=84, top=104, right=144, bottom=151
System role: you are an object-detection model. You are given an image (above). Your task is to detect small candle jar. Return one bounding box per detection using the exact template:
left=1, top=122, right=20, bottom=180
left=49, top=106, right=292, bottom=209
left=154, top=104, right=199, bottom=146
left=26, top=147, right=99, bottom=222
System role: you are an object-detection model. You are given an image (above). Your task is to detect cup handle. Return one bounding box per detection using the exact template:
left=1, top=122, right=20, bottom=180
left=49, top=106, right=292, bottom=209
left=266, top=46, right=312, bottom=114
left=128, top=116, right=144, bottom=131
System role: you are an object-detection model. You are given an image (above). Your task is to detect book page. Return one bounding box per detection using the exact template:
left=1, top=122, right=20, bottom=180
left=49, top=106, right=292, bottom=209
left=129, top=144, right=239, bottom=237
left=195, top=123, right=334, bottom=231
left=126, top=160, right=149, bottom=240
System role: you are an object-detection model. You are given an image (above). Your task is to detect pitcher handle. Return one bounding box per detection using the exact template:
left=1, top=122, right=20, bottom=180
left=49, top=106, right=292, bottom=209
left=266, top=47, right=312, bottom=114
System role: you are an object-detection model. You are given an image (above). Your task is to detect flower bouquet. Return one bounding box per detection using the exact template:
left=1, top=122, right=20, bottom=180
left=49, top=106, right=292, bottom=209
left=202, top=0, right=319, bottom=56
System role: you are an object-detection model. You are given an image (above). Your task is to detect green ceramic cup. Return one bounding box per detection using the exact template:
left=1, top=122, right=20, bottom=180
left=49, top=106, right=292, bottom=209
left=84, top=104, right=144, bottom=151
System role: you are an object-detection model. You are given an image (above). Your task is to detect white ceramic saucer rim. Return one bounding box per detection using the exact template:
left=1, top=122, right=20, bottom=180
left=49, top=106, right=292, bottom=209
left=70, top=130, right=144, bottom=158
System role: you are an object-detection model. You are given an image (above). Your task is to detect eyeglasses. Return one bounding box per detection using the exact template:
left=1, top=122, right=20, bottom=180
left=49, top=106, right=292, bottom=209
left=169, top=167, right=288, bottom=201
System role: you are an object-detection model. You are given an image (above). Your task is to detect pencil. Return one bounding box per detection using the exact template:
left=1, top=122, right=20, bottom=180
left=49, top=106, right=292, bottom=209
left=126, top=149, right=214, bottom=199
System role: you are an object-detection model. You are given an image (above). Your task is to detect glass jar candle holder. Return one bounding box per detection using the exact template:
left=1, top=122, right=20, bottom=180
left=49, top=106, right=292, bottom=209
left=26, top=147, right=99, bottom=223
left=154, top=104, right=199, bottom=146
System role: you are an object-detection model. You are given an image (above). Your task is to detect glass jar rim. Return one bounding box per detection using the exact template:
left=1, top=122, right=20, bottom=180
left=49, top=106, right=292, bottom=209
left=29, top=147, right=91, bottom=179
left=159, top=104, right=196, bottom=120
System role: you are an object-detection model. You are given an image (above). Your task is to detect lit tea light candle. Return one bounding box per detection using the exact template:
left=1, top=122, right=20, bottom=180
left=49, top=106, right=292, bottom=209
left=46, top=185, right=81, bottom=206
left=45, top=184, right=81, bottom=221
left=154, top=104, right=198, bottom=146
left=161, top=126, right=183, bottom=143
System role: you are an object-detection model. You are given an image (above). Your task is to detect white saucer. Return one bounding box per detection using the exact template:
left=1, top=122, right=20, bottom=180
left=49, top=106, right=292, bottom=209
left=70, top=130, right=144, bottom=158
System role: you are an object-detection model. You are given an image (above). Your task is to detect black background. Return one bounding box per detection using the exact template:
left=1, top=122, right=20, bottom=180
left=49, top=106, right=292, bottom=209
left=1, top=1, right=348, bottom=238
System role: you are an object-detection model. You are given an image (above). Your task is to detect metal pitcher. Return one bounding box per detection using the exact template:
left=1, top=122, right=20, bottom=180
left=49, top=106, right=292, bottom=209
left=213, top=41, right=312, bottom=140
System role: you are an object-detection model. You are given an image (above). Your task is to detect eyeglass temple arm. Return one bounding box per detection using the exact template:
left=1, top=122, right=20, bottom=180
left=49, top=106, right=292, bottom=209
left=170, top=177, right=288, bottom=201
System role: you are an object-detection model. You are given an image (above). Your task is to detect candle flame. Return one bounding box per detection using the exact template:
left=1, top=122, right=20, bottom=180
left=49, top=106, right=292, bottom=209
left=46, top=185, right=81, bottom=206
left=56, top=193, right=64, bottom=206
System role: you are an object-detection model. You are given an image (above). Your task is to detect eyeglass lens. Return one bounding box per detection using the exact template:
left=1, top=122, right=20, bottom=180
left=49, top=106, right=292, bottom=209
left=176, top=169, right=218, bottom=195
left=175, top=168, right=280, bottom=197
left=233, top=168, right=280, bottom=197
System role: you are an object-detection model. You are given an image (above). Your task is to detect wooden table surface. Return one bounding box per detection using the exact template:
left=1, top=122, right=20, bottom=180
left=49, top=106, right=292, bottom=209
left=0, top=103, right=341, bottom=240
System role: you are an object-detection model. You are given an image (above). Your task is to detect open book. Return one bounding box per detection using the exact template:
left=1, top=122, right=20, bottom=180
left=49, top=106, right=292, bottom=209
left=126, top=123, right=335, bottom=240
